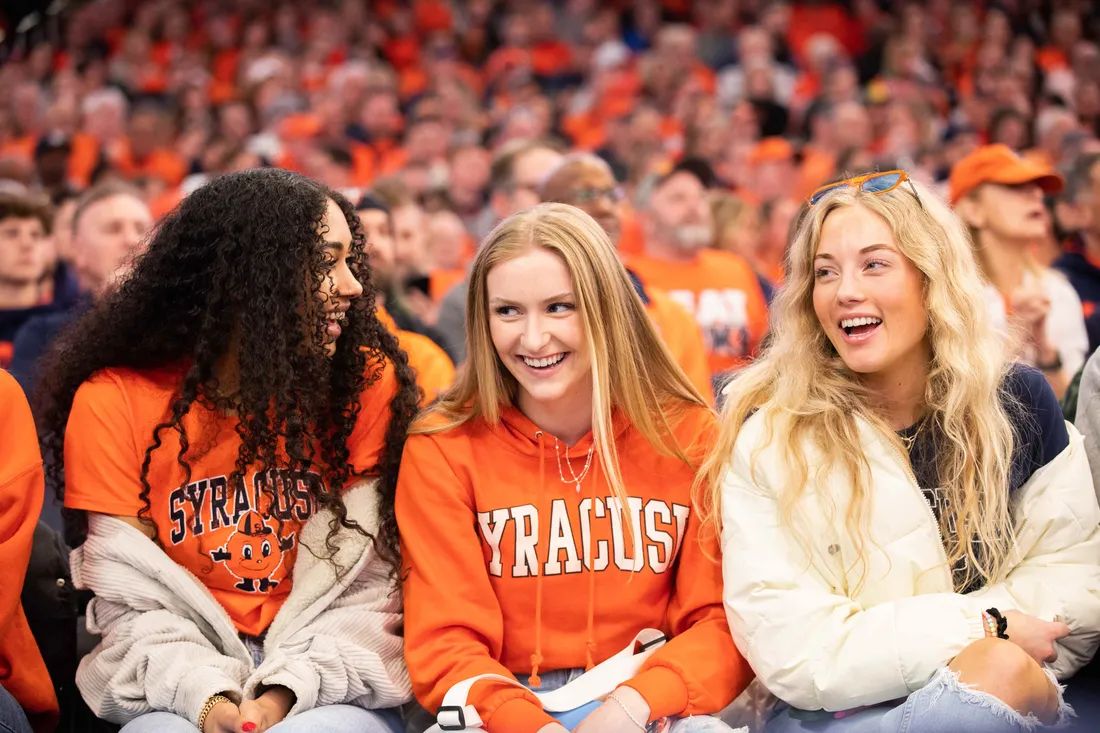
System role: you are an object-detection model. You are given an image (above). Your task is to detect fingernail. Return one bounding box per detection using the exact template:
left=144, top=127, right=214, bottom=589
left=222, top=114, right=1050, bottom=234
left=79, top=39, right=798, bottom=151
left=242, top=723, right=257, bottom=732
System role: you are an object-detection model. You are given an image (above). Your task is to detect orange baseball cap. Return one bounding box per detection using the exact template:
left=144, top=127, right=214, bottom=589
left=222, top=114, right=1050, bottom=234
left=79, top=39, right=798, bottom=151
left=948, top=144, right=1064, bottom=203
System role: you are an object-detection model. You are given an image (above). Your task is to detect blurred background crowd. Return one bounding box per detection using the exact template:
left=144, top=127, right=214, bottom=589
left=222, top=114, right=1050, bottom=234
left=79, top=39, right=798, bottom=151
left=1, top=0, right=1099, bottom=399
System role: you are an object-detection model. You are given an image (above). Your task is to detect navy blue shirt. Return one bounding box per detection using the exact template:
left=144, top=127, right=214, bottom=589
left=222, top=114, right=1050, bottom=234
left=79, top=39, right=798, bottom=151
left=1054, top=239, right=1100, bottom=356
left=898, top=365, right=1068, bottom=590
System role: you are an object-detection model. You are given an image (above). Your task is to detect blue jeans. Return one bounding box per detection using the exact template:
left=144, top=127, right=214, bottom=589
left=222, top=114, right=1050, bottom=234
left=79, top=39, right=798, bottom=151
left=765, top=668, right=1072, bottom=733
left=0, top=685, right=32, bottom=733
left=520, top=668, right=742, bottom=732
left=119, top=704, right=404, bottom=733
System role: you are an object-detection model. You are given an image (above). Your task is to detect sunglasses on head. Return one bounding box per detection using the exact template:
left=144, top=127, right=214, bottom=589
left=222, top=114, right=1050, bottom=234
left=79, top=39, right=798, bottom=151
left=807, top=170, right=923, bottom=208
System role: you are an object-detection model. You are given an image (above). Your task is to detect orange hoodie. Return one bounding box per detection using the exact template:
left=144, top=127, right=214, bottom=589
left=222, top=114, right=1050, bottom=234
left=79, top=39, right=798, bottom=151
left=397, top=404, right=752, bottom=733
left=0, top=370, right=59, bottom=732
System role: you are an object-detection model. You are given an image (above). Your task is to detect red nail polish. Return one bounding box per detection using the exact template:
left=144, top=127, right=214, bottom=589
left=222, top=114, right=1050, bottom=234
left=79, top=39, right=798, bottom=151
left=242, top=723, right=257, bottom=732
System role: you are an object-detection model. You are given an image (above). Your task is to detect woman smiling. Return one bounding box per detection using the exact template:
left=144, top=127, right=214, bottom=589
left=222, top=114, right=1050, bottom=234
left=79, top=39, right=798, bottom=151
left=704, top=171, right=1100, bottom=732
left=397, top=203, right=753, bottom=733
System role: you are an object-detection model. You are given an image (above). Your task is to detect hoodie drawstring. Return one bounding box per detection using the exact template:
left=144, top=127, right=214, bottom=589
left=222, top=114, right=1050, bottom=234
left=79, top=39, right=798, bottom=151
left=530, top=431, right=546, bottom=688
left=584, top=458, right=599, bottom=671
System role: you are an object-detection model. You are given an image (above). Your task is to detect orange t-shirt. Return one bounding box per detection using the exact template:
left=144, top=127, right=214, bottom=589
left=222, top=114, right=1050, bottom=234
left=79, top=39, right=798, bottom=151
left=627, top=249, right=770, bottom=376
left=63, top=360, right=398, bottom=636
left=644, top=286, right=713, bottom=404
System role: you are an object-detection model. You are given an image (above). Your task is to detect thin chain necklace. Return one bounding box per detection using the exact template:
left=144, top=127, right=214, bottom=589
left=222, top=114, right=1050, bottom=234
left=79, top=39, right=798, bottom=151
left=553, top=436, right=595, bottom=493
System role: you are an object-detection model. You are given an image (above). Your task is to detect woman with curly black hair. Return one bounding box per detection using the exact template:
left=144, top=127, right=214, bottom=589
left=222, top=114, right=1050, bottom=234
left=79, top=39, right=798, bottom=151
left=34, top=169, right=420, bottom=733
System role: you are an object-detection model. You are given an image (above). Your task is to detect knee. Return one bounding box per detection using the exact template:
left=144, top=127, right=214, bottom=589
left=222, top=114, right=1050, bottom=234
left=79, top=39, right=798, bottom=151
left=950, top=638, right=1058, bottom=721
left=953, top=637, right=1037, bottom=681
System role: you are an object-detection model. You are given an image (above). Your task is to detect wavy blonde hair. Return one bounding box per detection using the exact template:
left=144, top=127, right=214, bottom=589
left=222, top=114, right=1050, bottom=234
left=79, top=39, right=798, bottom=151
left=417, top=203, right=707, bottom=518
left=698, top=180, right=1018, bottom=591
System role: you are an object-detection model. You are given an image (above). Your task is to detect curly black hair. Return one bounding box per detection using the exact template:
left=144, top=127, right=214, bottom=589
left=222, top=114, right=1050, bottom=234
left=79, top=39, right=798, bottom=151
left=34, top=168, right=419, bottom=575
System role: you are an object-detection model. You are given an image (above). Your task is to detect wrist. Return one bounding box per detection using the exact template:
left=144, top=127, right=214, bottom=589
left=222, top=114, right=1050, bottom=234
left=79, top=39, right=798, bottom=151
left=256, top=685, right=296, bottom=719
left=198, top=694, right=233, bottom=733
left=982, top=610, right=997, bottom=638
left=609, top=686, right=651, bottom=730
left=984, top=608, right=1010, bottom=640
left=1036, top=348, right=1062, bottom=372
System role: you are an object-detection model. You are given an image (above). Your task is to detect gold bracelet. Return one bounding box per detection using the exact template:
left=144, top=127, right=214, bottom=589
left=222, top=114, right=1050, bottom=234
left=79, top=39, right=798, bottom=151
left=197, top=694, right=232, bottom=731
left=607, top=691, right=647, bottom=732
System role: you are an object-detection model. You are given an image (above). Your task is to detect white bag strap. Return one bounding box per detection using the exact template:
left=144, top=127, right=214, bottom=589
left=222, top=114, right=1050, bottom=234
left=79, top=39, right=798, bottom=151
left=425, top=629, right=667, bottom=732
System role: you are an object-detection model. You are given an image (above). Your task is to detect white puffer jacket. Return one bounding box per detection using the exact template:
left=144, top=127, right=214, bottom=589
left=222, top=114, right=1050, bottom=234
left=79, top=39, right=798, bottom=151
left=71, top=481, right=412, bottom=726
left=720, top=411, right=1100, bottom=714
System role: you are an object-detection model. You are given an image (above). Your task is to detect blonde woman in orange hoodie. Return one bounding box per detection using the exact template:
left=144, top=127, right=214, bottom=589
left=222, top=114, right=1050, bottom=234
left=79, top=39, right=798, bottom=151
left=396, top=203, right=754, bottom=733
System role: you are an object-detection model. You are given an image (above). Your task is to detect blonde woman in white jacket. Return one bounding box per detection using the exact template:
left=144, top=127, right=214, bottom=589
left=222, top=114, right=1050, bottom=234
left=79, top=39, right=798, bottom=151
left=702, top=171, right=1100, bottom=732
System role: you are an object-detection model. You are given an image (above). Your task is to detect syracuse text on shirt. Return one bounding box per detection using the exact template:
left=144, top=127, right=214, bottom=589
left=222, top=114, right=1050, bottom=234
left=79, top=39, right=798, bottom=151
left=477, top=496, right=691, bottom=578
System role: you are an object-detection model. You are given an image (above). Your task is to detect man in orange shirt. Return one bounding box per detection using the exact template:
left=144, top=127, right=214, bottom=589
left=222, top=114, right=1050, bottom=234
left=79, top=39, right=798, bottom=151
left=539, top=154, right=714, bottom=402
left=627, top=160, right=772, bottom=386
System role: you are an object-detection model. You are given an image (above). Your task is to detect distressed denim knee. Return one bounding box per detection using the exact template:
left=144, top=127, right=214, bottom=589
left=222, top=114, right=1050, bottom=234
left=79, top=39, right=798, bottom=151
left=898, top=667, right=1072, bottom=733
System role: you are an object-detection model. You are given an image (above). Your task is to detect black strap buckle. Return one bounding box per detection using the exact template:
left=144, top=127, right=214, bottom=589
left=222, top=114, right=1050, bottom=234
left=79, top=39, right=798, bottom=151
left=437, top=705, right=468, bottom=731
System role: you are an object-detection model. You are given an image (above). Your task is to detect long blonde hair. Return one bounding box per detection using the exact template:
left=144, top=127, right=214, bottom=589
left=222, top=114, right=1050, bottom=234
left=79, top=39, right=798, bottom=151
left=418, top=202, right=707, bottom=515
left=699, top=180, right=1018, bottom=591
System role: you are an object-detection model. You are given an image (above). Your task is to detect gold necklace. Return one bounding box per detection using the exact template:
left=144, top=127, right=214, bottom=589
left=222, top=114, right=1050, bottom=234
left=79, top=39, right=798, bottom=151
left=553, top=436, right=595, bottom=493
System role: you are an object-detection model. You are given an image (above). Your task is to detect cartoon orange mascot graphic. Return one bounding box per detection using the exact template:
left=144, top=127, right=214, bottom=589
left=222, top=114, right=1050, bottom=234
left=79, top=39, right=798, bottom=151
left=211, top=510, right=295, bottom=592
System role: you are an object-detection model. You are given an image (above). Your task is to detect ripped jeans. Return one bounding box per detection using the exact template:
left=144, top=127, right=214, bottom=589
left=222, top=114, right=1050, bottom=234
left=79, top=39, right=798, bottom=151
left=765, top=667, right=1072, bottom=733
left=521, top=668, right=746, bottom=732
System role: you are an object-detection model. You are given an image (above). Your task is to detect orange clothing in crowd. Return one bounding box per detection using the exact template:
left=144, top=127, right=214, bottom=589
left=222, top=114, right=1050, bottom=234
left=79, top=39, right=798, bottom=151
left=69, top=132, right=102, bottom=187
left=642, top=285, right=713, bottom=403
left=148, top=187, right=185, bottom=220
left=414, top=0, right=454, bottom=34
left=796, top=145, right=837, bottom=201
left=398, top=405, right=753, bottom=733
left=531, top=41, right=573, bottom=77
left=617, top=211, right=645, bottom=257
left=429, top=268, right=466, bottom=303
left=63, top=360, right=398, bottom=636
left=350, top=143, right=379, bottom=187
left=377, top=306, right=455, bottom=403
left=628, top=249, right=770, bottom=376
left=112, top=142, right=188, bottom=187
left=0, top=370, right=59, bottom=733
left=787, top=3, right=865, bottom=64
left=0, top=136, right=35, bottom=161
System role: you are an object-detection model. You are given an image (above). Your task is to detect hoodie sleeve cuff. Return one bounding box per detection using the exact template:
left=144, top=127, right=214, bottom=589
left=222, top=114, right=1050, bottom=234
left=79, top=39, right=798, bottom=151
left=483, top=694, right=557, bottom=733
left=621, top=666, right=689, bottom=721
